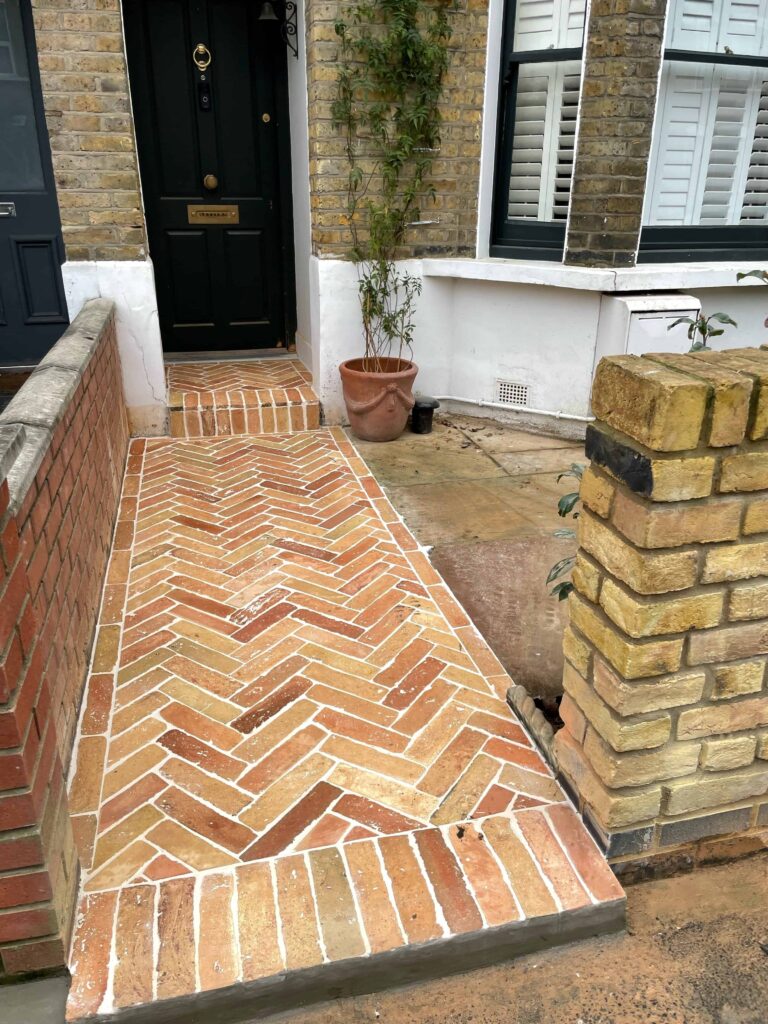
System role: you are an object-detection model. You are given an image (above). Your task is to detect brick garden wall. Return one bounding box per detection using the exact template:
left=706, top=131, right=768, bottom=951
left=31, top=0, right=146, bottom=260
left=555, top=349, right=768, bottom=867
left=0, top=300, right=129, bottom=977
left=305, top=0, right=487, bottom=258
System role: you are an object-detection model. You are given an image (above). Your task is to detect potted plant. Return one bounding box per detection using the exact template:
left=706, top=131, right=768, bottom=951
left=332, top=0, right=451, bottom=441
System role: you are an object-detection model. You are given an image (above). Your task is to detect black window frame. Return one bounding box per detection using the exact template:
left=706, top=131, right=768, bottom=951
left=489, top=0, right=584, bottom=262
left=639, top=47, right=768, bottom=263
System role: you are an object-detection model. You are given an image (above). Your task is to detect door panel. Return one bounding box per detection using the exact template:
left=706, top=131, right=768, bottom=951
left=123, top=0, right=295, bottom=352
left=0, top=0, right=68, bottom=365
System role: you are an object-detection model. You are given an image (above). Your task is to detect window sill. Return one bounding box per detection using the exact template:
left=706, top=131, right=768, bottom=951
left=421, top=258, right=767, bottom=292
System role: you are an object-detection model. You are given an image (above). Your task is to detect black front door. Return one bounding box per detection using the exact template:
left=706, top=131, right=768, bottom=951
left=0, top=0, right=68, bottom=366
left=123, top=0, right=295, bottom=353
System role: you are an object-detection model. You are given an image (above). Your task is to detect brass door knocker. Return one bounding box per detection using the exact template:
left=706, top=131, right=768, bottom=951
left=193, top=43, right=212, bottom=70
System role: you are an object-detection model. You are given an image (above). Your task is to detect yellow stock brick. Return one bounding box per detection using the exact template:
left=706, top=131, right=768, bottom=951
left=563, top=626, right=592, bottom=677
left=563, top=661, right=672, bottom=751
left=688, top=620, right=768, bottom=666
left=560, top=692, right=587, bottom=745
left=758, top=734, right=768, bottom=758
left=584, top=728, right=700, bottom=788
left=650, top=456, right=716, bottom=502
left=599, top=577, right=723, bottom=639
left=743, top=497, right=768, bottom=535
left=664, top=765, right=768, bottom=815
left=593, top=657, right=705, bottom=717
left=713, top=660, right=766, bottom=699
left=579, top=511, right=698, bottom=596
left=729, top=582, right=768, bottom=621
left=570, top=592, right=683, bottom=679
left=591, top=356, right=709, bottom=452
left=719, top=451, right=768, bottom=493
left=677, top=695, right=768, bottom=739
left=701, top=540, right=768, bottom=583
left=572, top=553, right=602, bottom=603
left=555, top=728, right=662, bottom=829
left=691, top=348, right=768, bottom=441
left=644, top=353, right=751, bottom=447
left=700, top=735, right=756, bottom=771
left=610, top=490, right=741, bottom=549
left=579, top=466, right=615, bottom=518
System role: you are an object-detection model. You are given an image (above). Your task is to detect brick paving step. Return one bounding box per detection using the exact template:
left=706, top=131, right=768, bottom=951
left=167, top=358, right=321, bottom=437
left=65, top=427, right=625, bottom=1022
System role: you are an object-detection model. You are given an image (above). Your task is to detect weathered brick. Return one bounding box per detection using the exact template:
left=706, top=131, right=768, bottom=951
left=700, top=735, right=756, bottom=771
left=584, top=727, right=700, bottom=788
left=572, top=553, right=602, bottom=603
left=585, top=422, right=715, bottom=502
left=560, top=692, right=588, bottom=745
left=713, top=660, right=766, bottom=700
left=555, top=728, right=662, bottom=829
left=599, top=577, right=723, bottom=638
left=719, top=451, right=768, bottom=493
left=701, top=540, right=768, bottom=584
left=644, top=353, right=752, bottom=447
left=563, top=626, right=592, bottom=677
left=677, top=696, right=768, bottom=739
left=743, top=496, right=768, bottom=535
left=593, top=656, right=705, bottom=717
left=611, top=489, right=741, bottom=549
left=591, top=356, right=709, bottom=452
left=688, top=620, right=768, bottom=666
left=729, top=581, right=768, bottom=621
left=579, top=511, right=698, bottom=595
left=563, top=661, right=671, bottom=751
left=579, top=466, right=616, bottom=518
left=692, top=348, right=768, bottom=441
left=664, top=765, right=768, bottom=815
left=570, top=591, right=682, bottom=679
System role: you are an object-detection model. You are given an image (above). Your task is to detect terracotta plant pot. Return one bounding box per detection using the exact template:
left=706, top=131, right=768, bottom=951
left=339, top=357, right=418, bottom=442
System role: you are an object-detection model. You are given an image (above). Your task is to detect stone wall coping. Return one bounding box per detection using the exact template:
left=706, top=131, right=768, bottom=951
left=0, top=299, right=117, bottom=513
left=421, top=258, right=768, bottom=293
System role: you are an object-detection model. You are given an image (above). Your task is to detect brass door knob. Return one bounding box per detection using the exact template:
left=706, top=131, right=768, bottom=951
left=203, top=173, right=218, bottom=190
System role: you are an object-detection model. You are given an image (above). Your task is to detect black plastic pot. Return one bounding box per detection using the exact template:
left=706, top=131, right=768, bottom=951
left=410, top=397, right=440, bottom=434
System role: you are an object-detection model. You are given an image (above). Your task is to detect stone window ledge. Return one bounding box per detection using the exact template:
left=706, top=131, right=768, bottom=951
left=421, top=258, right=767, bottom=293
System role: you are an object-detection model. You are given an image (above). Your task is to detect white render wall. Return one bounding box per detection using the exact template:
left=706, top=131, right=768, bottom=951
left=309, top=255, right=768, bottom=428
left=62, top=259, right=168, bottom=436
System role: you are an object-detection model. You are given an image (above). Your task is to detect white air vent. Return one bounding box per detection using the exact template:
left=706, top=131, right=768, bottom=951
left=496, top=379, right=530, bottom=406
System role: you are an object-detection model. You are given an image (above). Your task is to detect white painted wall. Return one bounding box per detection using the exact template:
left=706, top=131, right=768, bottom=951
left=287, top=1, right=312, bottom=369
left=62, top=260, right=167, bottom=436
left=309, top=256, right=768, bottom=428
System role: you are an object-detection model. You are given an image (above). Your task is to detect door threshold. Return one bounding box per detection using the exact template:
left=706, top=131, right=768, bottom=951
left=164, top=347, right=296, bottom=364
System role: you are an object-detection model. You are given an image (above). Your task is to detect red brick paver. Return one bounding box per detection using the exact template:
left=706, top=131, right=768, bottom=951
left=66, top=428, right=623, bottom=1020
left=166, top=359, right=320, bottom=436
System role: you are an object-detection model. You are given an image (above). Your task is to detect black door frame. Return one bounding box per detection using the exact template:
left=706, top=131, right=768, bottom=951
left=0, top=0, right=68, bottom=367
left=122, top=0, right=297, bottom=357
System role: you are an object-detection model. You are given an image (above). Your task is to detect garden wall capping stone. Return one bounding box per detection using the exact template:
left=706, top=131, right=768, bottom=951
left=556, top=347, right=768, bottom=869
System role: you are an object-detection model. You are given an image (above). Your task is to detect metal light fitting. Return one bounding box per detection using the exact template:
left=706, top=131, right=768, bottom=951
left=258, top=0, right=298, bottom=59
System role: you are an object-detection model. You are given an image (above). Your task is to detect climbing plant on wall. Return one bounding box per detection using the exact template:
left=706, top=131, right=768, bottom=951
left=332, top=0, right=452, bottom=369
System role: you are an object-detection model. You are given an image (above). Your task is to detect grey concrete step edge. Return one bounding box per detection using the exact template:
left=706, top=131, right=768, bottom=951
left=71, top=898, right=625, bottom=1024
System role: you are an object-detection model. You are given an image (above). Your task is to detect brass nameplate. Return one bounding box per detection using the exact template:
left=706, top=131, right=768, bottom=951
left=187, top=204, right=239, bottom=224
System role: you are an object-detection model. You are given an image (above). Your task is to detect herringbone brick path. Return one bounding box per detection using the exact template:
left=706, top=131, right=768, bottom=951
left=66, top=428, right=624, bottom=1020
left=167, top=359, right=320, bottom=437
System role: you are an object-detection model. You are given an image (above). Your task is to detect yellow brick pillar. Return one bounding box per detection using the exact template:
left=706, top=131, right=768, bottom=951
left=554, top=349, right=768, bottom=864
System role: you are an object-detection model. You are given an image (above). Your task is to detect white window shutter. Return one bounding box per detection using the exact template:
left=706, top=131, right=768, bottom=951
left=717, top=0, right=768, bottom=56
left=506, top=62, right=580, bottom=221
left=668, top=0, right=720, bottom=50
left=645, top=66, right=717, bottom=224
left=740, top=76, right=768, bottom=221
left=701, top=68, right=760, bottom=222
left=513, top=0, right=584, bottom=50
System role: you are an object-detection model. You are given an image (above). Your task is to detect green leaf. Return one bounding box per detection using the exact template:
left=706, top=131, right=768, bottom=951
left=737, top=269, right=768, bottom=284
left=668, top=317, right=694, bottom=330
left=551, top=581, right=574, bottom=600
left=710, top=312, right=737, bottom=326
left=546, top=556, right=575, bottom=585
left=557, top=491, right=580, bottom=517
